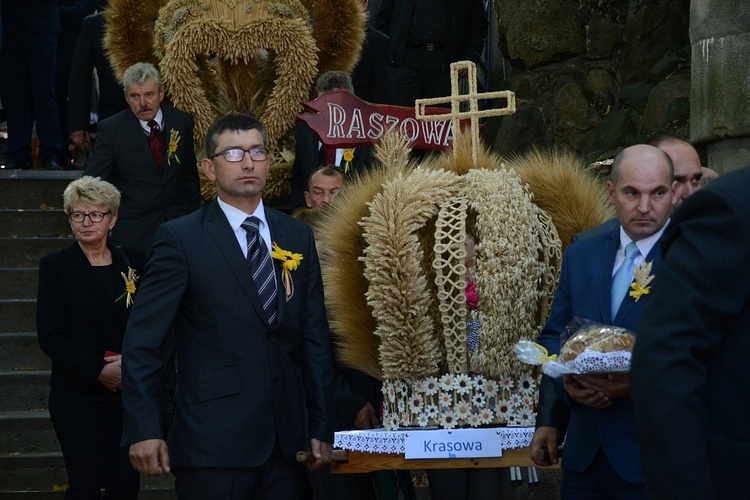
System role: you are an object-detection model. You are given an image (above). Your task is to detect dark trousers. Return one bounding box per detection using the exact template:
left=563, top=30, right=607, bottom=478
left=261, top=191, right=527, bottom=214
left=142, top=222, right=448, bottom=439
left=0, top=31, right=62, bottom=162
left=173, top=441, right=304, bottom=500
left=391, top=49, right=451, bottom=107
left=48, top=386, right=139, bottom=499
left=561, top=447, right=647, bottom=499
left=426, top=467, right=510, bottom=500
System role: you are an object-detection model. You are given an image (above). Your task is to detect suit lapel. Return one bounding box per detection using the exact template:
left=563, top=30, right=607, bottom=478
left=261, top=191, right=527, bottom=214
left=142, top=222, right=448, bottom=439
left=599, top=230, right=620, bottom=323
left=617, top=243, right=661, bottom=325
left=123, top=111, right=162, bottom=176
left=204, top=202, right=269, bottom=323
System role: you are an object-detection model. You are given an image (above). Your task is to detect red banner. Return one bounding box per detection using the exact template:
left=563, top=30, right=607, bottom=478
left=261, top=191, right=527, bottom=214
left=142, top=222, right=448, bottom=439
left=297, top=89, right=469, bottom=151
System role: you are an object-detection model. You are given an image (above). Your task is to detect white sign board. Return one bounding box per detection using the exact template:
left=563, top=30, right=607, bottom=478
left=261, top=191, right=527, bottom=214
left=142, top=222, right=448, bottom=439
left=403, top=428, right=504, bottom=459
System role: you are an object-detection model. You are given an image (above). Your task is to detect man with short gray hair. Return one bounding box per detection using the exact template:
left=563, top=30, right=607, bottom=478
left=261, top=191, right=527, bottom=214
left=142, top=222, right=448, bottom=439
left=84, top=61, right=200, bottom=251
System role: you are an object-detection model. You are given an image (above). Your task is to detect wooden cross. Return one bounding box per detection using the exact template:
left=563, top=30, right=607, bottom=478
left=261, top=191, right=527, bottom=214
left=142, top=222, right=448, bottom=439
left=415, top=61, right=516, bottom=166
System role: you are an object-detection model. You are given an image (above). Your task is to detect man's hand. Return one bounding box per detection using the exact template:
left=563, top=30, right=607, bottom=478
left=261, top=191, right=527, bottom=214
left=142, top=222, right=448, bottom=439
left=353, top=403, right=379, bottom=430
left=530, top=426, right=560, bottom=466
left=573, top=373, right=631, bottom=400
left=563, top=374, right=612, bottom=409
left=307, top=438, right=332, bottom=472
left=98, top=355, right=122, bottom=392
left=71, top=130, right=92, bottom=152
left=129, top=439, right=170, bottom=475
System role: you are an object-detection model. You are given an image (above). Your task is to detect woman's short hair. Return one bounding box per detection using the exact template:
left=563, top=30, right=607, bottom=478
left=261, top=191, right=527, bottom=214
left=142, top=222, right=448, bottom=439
left=63, top=176, right=121, bottom=216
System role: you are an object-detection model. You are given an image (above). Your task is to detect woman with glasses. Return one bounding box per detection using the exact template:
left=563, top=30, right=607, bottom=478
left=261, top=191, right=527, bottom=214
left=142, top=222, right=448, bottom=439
left=36, top=176, right=145, bottom=499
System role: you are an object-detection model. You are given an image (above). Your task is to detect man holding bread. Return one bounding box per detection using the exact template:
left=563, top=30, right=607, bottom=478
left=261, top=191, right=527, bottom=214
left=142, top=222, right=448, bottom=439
left=529, top=144, right=676, bottom=499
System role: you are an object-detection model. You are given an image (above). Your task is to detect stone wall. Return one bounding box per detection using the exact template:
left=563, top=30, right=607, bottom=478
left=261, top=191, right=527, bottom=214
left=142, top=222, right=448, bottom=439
left=487, top=0, right=693, bottom=165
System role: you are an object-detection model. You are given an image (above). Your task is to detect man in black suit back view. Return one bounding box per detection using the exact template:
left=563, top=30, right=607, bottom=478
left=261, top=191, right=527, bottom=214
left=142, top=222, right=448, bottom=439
left=631, top=165, right=750, bottom=499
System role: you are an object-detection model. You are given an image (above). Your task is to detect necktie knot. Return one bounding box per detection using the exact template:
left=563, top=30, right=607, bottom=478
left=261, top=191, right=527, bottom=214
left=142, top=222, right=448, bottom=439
left=148, top=120, right=159, bottom=131
left=241, top=216, right=261, bottom=234
left=624, top=241, right=640, bottom=260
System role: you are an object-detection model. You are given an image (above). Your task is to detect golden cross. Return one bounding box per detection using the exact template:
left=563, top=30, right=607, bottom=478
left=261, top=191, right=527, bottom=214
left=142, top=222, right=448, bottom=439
left=415, top=61, right=516, bottom=166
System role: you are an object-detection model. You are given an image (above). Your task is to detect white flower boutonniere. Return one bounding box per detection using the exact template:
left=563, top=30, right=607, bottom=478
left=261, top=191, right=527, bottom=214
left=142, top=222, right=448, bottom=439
left=629, top=260, right=654, bottom=302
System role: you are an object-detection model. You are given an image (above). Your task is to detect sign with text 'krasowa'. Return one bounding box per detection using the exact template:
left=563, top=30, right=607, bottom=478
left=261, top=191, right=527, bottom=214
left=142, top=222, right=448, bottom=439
left=403, top=428, right=504, bottom=459
left=296, top=89, right=472, bottom=150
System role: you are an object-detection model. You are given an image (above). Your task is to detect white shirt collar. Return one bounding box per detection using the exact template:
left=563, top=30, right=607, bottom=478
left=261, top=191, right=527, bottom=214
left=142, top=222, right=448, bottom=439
left=216, top=198, right=273, bottom=258
left=139, top=107, right=164, bottom=135
left=619, top=218, right=670, bottom=259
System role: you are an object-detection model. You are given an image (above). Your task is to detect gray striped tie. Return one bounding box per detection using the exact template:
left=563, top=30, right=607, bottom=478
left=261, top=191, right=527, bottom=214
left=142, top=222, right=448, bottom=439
left=241, top=216, right=278, bottom=325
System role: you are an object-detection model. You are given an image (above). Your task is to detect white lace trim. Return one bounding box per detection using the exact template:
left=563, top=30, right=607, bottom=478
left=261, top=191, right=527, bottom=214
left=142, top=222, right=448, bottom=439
left=334, top=426, right=534, bottom=454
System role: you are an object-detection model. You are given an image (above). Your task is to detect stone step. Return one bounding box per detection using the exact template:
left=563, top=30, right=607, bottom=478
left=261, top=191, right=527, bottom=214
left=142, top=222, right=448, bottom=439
left=0, top=411, right=59, bottom=454
left=0, top=371, right=49, bottom=411
left=0, top=300, right=36, bottom=334
left=0, top=170, right=81, bottom=210
left=0, top=209, right=71, bottom=238
left=0, top=237, right=71, bottom=270
left=0, top=333, right=50, bottom=371
left=0, top=452, right=176, bottom=498
left=0, top=269, right=38, bottom=300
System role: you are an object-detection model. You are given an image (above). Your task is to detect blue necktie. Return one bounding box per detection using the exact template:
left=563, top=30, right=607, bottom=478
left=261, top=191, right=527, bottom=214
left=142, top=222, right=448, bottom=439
left=611, top=242, right=640, bottom=320
left=241, top=217, right=278, bottom=325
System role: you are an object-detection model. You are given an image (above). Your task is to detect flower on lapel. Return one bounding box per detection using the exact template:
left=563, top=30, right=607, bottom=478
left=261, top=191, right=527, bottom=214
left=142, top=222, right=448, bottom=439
left=167, top=129, right=181, bottom=165
left=342, top=148, right=355, bottom=173
left=629, top=260, right=654, bottom=302
left=116, top=267, right=139, bottom=307
left=271, top=242, right=303, bottom=301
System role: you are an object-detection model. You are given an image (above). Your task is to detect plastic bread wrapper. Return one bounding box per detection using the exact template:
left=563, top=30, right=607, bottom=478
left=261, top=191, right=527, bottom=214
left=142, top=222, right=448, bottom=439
left=514, top=317, right=636, bottom=378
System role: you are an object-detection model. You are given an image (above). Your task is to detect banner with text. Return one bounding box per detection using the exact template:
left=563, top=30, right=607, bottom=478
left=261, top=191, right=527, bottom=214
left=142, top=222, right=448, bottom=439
left=297, top=89, right=472, bottom=150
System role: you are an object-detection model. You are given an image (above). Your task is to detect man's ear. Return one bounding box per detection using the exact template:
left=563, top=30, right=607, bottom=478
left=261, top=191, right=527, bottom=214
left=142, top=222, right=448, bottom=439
left=304, top=191, right=313, bottom=208
left=607, top=180, right=615, bottom=205
left=202, top=157, right=216, bottom=181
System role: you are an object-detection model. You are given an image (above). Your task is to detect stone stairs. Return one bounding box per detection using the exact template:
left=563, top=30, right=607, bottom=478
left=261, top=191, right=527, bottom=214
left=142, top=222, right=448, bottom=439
left=0, top=170, right=175, bottom=498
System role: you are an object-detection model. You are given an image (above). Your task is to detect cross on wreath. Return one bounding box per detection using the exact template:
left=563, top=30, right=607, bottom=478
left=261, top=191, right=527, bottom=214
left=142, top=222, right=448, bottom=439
left=415, top=61, right=516, bottom=166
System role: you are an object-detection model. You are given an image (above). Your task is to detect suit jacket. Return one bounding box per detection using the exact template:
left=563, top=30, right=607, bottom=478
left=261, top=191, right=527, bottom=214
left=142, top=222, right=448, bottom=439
left=1, top=0, right=61, bottom=35
left=289, top=121, right=373, bottom=211
left=536, top=227, right=662, bottom=484
left=68, top=12, right=128, bottom=133
left=632, top=166, right=750, bottom=499
left=570, top=217, right=619, bottom=244
left=376, top=0, right=488, bottom=66
left=121, top=201, right=335, bottom=467
left=84, top=105, right=200, bottom=251
left=37, top=242, right=147, bottom=392
left=351, top=26, right=394, bottom=105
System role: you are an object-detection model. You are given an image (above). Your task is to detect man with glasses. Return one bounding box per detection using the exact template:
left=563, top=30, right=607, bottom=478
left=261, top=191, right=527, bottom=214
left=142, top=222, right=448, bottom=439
left=84, top=61, right=200, bottom=251
left=122, top=113, right=335, bottom=498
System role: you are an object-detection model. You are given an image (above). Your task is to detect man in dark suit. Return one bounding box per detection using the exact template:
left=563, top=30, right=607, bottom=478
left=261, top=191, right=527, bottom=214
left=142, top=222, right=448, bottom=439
left=84, top=62, right=200, bottom=252
left=122, top=113, right=335, bottom=498
left=631, top=166, right=750, bottom=499
left=376, top=0, right=488, bottom=106
left=68, top=11, right=129, bottom=155
left=529, top=144, right=676, bottom=498
left=0, top=0, right=63, bottom=170
left=290, top=71, right=373, bottom=211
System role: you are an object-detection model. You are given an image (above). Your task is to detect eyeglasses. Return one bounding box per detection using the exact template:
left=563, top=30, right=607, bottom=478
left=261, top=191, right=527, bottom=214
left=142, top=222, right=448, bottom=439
left=69, top=211, right=111, bottom=223
left=210, top=147, right=270, bottom=162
